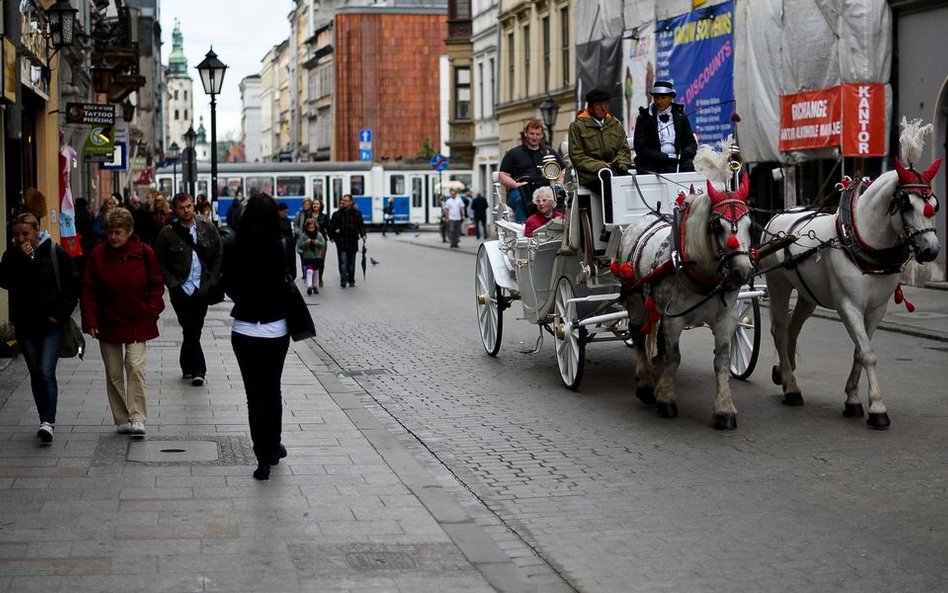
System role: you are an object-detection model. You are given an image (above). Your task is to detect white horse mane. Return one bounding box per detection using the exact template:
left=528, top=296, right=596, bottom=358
left=683, top=192, right=717, bottom=269
left=899, top=116, right=933, bottom=166
left=693, top=135, right=734, bottom=188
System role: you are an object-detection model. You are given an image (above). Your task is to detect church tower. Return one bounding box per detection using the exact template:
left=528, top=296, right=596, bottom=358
left=164, top=19, right=194, bottom=162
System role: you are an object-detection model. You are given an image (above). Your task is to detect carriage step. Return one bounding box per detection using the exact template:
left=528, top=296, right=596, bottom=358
left=567, top=293, right=622, bottom=304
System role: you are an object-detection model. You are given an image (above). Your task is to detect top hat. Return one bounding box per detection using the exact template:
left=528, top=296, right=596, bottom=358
left=650, top=80, right=676, bottom=96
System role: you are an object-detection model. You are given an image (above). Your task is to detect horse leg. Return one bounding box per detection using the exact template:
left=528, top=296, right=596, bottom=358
left=767, top=275, right=805, bottom=405
left=838, top=302, right=889, bottom=428
left=654, top=320, right=682, bottom=419
left=633, top=332, right=655, bottom=405
left=711, top=320, right=738, bottom=430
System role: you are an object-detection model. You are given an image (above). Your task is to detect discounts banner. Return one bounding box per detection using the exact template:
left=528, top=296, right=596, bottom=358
left=779, top=83, right=886, bottom=156
left=656, top=0, right=735, bottom=144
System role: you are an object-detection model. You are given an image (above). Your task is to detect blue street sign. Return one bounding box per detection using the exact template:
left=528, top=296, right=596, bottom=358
left=359, top=129, right=372, bottom=143
left=429, top=153, right=448, bottom=172
left=359, top=149, right=373, bottom=162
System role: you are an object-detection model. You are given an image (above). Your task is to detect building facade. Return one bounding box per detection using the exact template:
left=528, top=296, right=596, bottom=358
left=240, top=75, right=262, bottom=162
left=471, top=0, right=500, bottom=198
left=445, top=0, right=474, bottom=167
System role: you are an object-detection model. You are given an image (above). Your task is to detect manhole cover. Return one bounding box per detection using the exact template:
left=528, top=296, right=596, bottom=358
left=345, top=551, right=417, bottom=570
left=127, top=440, right=220, bottom=462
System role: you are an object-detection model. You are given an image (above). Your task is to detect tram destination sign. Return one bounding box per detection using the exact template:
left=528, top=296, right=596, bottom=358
left=65, top=103, right=116, bottom=125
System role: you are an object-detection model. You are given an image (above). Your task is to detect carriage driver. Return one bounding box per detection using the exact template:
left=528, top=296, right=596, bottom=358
left=498, top=119, right=565, bottom=223
left=632, top=80, right=698, bottom=174
left=568, top=88, right=633, bottom=193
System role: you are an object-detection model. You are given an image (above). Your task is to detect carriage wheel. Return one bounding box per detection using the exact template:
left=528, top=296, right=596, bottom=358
left=729, top=296, right=761, bottom=380
left=554, top=277, right=586, bottom=390
left=475, top=244, right=503, bottom=356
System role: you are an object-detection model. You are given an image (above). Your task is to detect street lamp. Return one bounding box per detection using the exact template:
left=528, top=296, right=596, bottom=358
left=184, top=126, right=197, bottom=197
left=168, top=142, right=180, bottom=194
left=196, top=47, right=228, bottom=215
left=539, top=97, right=560, bottom=147
left=40, top=0, right=78, bottom=86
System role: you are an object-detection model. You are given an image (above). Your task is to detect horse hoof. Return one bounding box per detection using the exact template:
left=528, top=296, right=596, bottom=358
left=866, top=413, right=891, bottom=430
left=635, top=386, right=656, bottom=405
left=782, top=392, right=804, bottom=406
left=656, top=401, right=678, bottom=418
left=843, top=403, right=865, bottom=418
left=713, top=413, right=737, bottom=431
left=771, top=365, right=782, bottom=386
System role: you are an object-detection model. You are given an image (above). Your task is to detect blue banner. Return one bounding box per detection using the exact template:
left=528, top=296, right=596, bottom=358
left=656, top=1, right=735, bottom=144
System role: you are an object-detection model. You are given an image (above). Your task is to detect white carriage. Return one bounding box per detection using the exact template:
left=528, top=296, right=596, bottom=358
left=474, top=157, right=763, bottom=390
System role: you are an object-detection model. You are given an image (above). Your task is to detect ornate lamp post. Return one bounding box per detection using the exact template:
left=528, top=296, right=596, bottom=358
left=184, top=126, right=197, bottom=197
left=539, top=97, right=560, bottom=147
left=196, top=48, right=228, bottom=217
left=168, top=142, right=180, bottom=194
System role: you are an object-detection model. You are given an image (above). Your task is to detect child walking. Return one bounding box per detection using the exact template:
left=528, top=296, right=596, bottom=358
left=297, top=218, right=326, bottom=295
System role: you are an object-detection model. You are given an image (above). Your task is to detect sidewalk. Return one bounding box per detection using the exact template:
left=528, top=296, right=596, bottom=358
left=0, top=299, right=552, bottom=592
left=394, top=227, right=948, bottom=343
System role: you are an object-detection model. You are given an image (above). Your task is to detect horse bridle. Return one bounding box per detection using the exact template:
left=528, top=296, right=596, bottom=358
left=890, top=179, right=939, bottom=252
left=709, top=198, right=753, bottom=273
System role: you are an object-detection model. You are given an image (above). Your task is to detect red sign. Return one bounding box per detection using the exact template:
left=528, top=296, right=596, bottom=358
left=779, top=83, right=886, bottom=156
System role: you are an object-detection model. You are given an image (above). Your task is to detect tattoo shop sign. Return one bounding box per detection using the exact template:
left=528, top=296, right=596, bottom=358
left=779, top=83, right=886, bottom=156
left=66, top=102, right=115, bottom=125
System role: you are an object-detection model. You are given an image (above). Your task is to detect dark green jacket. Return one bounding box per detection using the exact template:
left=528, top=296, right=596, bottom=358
left=568, top=110, right=632, bottom=188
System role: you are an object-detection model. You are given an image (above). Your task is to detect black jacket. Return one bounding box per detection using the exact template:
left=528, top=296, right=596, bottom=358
left=633, top=103, right=698, bottom=174
left=0, top=239, right=79, bottom=336
left=223, top=238, right=294, bottom=324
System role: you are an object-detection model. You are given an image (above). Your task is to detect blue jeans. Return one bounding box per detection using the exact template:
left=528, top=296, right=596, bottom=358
left=337, top=249, right=357, bottom=285
left=505, top=188, right=529, bottom=223
left=18, top=325, right=65, bottom=424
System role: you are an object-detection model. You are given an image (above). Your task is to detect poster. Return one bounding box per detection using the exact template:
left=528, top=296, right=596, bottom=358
left=656, top=1, right=735, bottom=144
left=621, top=23, right=656, bottom=138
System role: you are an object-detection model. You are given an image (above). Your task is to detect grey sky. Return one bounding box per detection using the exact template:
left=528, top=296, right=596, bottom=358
left=158, top=0, right=295, bottom=140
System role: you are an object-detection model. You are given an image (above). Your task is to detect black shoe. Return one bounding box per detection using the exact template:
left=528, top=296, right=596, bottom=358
left=191, top=375, right=205, bottom=387
left=348, top=281, right=355, bottom=287
left=253, top=461, right=270, bottom=480
left=341, top=283, right=347, bottom=289
left=306, top=287, right=312, bottom=295
left=269, top=444, right=288, bottom=465
left=312, top=287, right=319, bottom=295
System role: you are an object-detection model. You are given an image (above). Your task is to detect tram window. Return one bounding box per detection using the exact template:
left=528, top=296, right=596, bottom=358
left=311, top=179, right=324, bottom=203
left=198, top=180, right=208, bottom=197
left=390, top=175, right=406, bottom=195
left=221, top=178, right=243, bottom=197
left=159, top=179, right=172, bottom=196
left=331, top=178, right=343, bottom=207
left=247, top=176, right=274, bottom=197
left=412, top=178, right=423, bottom=208
left=276, top=176, right=305, bottom=197
left=351, top=175, right=365, bottom=196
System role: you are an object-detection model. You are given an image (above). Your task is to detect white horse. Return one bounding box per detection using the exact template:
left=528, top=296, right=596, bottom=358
left=762, top=121, right=941, bottom=429
left=616, top=173, right=755, bottom=430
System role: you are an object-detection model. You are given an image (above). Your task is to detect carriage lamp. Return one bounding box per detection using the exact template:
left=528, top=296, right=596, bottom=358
left=539, top=97, right=559, bottom=145
left=541, top=155, right=561, bottom=181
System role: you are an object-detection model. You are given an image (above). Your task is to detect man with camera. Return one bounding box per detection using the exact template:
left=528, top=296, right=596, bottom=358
left=498, top=119, right=565, bottom=223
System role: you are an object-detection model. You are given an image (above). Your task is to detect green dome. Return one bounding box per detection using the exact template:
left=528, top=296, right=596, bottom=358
left=168, top=19, right=188, bottom=78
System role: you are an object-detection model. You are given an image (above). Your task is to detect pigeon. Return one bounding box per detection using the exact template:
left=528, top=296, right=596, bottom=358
left=370, top=257, right=380, bottom=266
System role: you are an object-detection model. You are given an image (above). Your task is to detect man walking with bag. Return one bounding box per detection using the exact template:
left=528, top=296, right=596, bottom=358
left=155, top=193, right=223, bottom=386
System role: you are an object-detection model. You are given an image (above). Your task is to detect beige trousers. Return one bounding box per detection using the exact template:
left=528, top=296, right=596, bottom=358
left=99, top=341, right=148, bottom=425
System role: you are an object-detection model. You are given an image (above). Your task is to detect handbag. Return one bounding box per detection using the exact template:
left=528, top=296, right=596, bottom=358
left=49, top=246, right=85, bottom=359
left=281, top=239, right=316, bottom=341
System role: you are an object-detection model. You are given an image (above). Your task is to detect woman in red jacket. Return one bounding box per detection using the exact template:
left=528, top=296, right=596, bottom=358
left=81, top=208, right=165, bottom=436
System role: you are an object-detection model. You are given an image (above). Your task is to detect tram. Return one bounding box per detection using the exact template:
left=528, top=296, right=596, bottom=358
left=154, top=161, right=471, bottom=226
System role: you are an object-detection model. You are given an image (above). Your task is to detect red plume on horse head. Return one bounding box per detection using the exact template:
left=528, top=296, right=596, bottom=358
left=705, top=172, right=750, bottom=205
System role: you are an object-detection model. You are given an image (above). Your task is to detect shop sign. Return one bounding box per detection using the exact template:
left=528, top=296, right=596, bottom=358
left=779, top=83, right=886, bottom=156
left=83, top=126, right=116, bottom=162
left=1, top=37, right=16, bottom=104
left=65, top=103, right=116, bottom=125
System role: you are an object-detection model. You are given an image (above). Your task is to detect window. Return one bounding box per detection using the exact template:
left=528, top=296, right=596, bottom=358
left=276, top=176, right=305, bottom=197
left=455, top=67, right=471, bottom=120
left=412, top=177, right=423, bottom=209
left=507, top=32, right=515, bottom=101
left=351, top=175, right=365, bottom=196
left=246, top=176, right=274, bottom=196
left=174, top=109, right=180, bottom=120
left=450, top=0, right=470, bottom=18
left=174, top=89, right=178, bottom=100
left=489, top=57, right=495, bottom=116
left=184, top=90, right=188, bottom=101
left=184, top=109, right=188, bottom=121
left=389, top=174, right=406, bottom=195
left=331, top=177, right=343, bottom=207
left=561, top=6, right=570, bottom=85
left=221, top=178, right=243, bottom=197
left=523, top=24, right=530, bottom=98
left=477, top=61, right=484, bottom=120
left=311, top=178, right=324, bottom=204
left=542, top=16, right=550, bottom=93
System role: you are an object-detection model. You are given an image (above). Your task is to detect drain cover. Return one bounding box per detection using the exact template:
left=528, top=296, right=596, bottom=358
left=345, top=551, right=417, bottom=570
left=127, top=440, right=221, bottom=462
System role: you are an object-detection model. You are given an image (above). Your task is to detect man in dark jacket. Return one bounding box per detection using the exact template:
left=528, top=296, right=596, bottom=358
left=328, top=194, right=366, bottom=288
left=499, top=119, right=565, bottom=222
left=568, top=88, right=633, bottom=192
left=154, top=193, right=223, bottom=386
left=632, top=80, right=698, bottom=174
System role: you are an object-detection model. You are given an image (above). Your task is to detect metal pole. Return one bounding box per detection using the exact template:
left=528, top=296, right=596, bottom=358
left=188, top=149, right=194, bottom=197
left=210, top=93, right=218, bottom=218
left=172, top=160, right=177, bottom=194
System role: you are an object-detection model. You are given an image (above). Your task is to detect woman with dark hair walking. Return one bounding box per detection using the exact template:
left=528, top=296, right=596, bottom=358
left=0, top=213, right=79, bottom=443
left=223, top=193, right=295, bottom=480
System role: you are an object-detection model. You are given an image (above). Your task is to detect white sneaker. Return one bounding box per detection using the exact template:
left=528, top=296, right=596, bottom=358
left=37, top=422, right=54, bottom=443
left=129, top=421, right=146, bottom=435
left=116, top=422, right=132, bottom=434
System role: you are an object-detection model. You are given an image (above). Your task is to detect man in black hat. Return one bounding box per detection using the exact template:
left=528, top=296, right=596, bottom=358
left=632, top=80, right=697, bottom=174
left=568, top=88, right=633, bottom=192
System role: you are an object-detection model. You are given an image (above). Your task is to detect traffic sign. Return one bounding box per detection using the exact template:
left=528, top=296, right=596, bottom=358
left=359, top=129, right=372, bottom=143
left=359, top=149, right=373, bottom=162
left=429, top=153, right=448, bottom=172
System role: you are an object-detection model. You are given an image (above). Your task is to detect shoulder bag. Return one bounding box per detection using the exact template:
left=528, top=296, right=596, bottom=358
left=49, top=246, right=85, bottom=359
left=280, top=239, right=316, bottom=341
